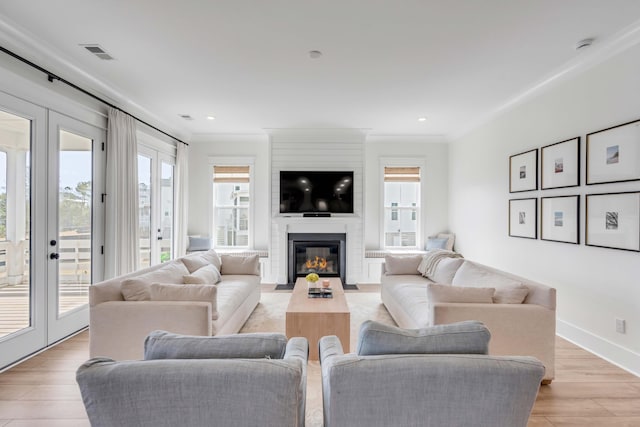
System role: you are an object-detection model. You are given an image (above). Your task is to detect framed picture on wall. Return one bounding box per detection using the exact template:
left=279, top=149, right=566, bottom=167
left=541, top=137, right=580, bottom=189
left=586, top=192, right=640, bottom=251
left=541, top=195, right=579, bottom=244
left=509, top=198, right=537, bottom=239
left=586, top=118, right=640, bottom=185
left=509, top=149, right=538, bottom=192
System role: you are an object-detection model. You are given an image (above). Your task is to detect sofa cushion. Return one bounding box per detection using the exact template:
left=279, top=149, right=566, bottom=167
left=149, top=283, right=218, bottom=320
left=356, top=320, right=490, bottom=356
left=120, top=262, right=190, bottom=301
left=384, top=254, right=422, bottom=275
left=144, top=330, right=288, bottom=360
left=452, top=261, right=529, bottom=304
left=429, top=257, right=465, bottom=284
left=427, top=283, right=495, bottom=303
left=183, top=264, right=221, bottom=285
left=182, top=249, right=222, bottom=273
left=220, top=254, right=260, bottom=275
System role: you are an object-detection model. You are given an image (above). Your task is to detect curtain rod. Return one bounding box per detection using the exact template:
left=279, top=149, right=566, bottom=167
left=0, top=45, right=188, bottom=146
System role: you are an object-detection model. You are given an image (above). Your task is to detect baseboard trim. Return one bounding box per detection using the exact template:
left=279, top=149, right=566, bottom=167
left=557, top=319, right=640, bottom=377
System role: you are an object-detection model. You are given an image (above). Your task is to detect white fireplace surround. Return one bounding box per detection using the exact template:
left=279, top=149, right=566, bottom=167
left=272, top=216, right=363, bottom=285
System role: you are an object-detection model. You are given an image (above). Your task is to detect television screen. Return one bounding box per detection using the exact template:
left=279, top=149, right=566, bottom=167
left=280, top=171, right=354, bottom=214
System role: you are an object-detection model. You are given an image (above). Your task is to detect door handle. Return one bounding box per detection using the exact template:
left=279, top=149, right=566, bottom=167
left=50, top=253, right=59, bottom=260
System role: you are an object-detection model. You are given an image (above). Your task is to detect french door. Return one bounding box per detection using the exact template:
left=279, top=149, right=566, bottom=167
left=47, top=112, right=104, bottom=342
left=138, top=147, right=175, bottom=268
left=0, top=93, right=104, bottom=369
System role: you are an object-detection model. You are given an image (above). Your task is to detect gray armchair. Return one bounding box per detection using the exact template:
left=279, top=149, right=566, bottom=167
left=319, top=321, right=544, bottom=427
left=77, top=332, right=308, bottom=427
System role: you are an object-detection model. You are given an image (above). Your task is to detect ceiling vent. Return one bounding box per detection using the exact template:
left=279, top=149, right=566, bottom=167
left=179, top=114, right=194, bottom=121
left=80, top=44, right=114, bottom=60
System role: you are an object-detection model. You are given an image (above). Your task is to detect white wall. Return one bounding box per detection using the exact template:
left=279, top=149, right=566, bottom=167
left=187, top=134, right=270, bottom=249
left=364, top=136, right=449, bottom=250
left=450, top=43, right=640, bottom=374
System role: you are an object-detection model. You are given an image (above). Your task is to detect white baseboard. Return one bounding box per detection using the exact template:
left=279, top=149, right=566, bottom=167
left=557, top=319, right=640, bottom=377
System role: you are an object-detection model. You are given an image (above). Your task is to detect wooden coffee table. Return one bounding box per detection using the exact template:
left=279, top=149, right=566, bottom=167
left=285, top=277, right=350, bottom=360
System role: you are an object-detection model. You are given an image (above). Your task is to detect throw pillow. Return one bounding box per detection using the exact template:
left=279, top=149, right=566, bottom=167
left=200, top=249, right=222, bottom=270
left=356, top=320, right=490, bottom=356
left=427, top=283, right=495, bottom=303
left=144, top=330, right=288, bottom=360
left=426, top=237, right=448, bottom=250
left=220, top=254, right=260, bottom=275
left=436, top=233, right=455, bottom=251
left=120, top=262, right=190, bottom=301
left=187, top=236, right=211, bottom=252
left=149, top=283, right=219, bottom=320
left=181, top=255, right=210, bottom=274
left=384, top=254, right=423, bottom=275
left=429, top=257, right=465, bottom=284
left=451, top=261, right=528, bottom=303
left=183, top=264, right=221, bottom=285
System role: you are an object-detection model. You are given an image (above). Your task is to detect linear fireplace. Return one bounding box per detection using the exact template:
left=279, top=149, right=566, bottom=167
left=287, top=233, right=346, bottom=286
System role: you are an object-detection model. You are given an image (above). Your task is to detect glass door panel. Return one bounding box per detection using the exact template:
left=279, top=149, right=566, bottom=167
left=159, top=161, right=174, bottom=263
left=0, top=111, right=31, bottom=339
left=58, top=130, right=92, bottom=316
left=138, top=154, right=152, bottom=268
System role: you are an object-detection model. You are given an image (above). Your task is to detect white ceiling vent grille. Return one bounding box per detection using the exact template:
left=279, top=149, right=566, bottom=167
left=80, top=44, right=114, bottom=60
left=179, top=114, right=194, bottom=121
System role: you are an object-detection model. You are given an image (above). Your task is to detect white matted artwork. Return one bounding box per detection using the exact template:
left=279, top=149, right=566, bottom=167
left=509, top=149, right=538, bottom=193
left=586, top=119, right=640, bottom=184
left=541, top=195, right=579, bottom=244
left=586, top=192, right=640, bottom=251
left=541, top=137, right=580, bottom=189
left=509, top=198, right=537, bottom=239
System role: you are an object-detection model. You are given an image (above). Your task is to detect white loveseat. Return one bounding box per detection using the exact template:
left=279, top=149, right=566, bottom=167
left=381, top=254, right=556, bottom=382
left=89, top=250, right=261, bottom=360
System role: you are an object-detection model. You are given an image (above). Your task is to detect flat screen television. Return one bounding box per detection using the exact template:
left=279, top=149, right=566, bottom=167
left=279, top=171, right=354, bottom=214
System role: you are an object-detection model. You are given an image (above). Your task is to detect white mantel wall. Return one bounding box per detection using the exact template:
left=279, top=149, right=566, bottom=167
left=449, top=43, right=640, bottom=375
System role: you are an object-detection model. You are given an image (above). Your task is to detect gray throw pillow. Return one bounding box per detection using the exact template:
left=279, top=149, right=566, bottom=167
left=426, top=237, right=448, bottom=250
left=356, top=320, right=490, bottom=356
left=144, top=330, right=288, bottom=360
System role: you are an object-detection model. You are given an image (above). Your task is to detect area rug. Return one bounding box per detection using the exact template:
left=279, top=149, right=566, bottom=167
left=240, top=291, right=396, bottom=427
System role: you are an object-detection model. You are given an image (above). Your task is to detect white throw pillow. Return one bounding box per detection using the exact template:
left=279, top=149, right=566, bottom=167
left=120, top=262, right=190, bottom=301
left=181, top=255, right=209, bottom=274
left=427, top=283, right=495, bottom=304
left=149, top=283, right=218, bottom=320
left=201, top=249, right=222, bottom=270
left=452, top=261, right=529, bottom=304
left=430, top=257, right=465, bottom=284
left=384, top=254, right=423, bottom=275
left=183, top=264, right=221, bottom=285
left=220, top=254, right=260, bottom=275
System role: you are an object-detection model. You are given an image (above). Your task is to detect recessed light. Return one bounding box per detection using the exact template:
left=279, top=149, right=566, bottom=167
left=575, top=38, right=594, bottom=50
left=309, top=50, right=323, bottom=59
left=206, top=116, right=216, bottom=120
left=418, top=117, right=427, bottom=122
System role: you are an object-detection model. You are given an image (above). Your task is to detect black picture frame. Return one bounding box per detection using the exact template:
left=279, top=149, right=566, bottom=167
left=540, top=195, right=580, bottom=244
left=509, top=198, right=537, bottom=239
left=585, top=192, right=640, bottom=252
left=541, top=137, right=580, bottom=189
left=509, top=149, right=538, bottom=193
left=586, top=118, right=640, bottom=185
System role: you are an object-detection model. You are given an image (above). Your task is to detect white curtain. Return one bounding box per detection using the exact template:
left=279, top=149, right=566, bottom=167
left=105, top=108, right=140, bottom=278
left=174, top=142, right=189, bottom=257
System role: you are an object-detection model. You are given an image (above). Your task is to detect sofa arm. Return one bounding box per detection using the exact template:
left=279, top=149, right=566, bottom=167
left=283, top=337, right=309, bottom=427
left=430, top=302, right=555, bottom=381
left=90, top=301, right=212, bottom=360
left=319, top=335, right=345, bottom=365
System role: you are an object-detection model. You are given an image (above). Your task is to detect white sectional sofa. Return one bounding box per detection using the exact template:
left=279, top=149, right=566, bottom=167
left=89, top=250, right=261, bottom=360
left=380, top=253, right=556, bottom=382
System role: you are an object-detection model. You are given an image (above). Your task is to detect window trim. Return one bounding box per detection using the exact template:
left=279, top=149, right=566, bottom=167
left=209, top=156, right=255, bottom=249
left=380, top=157, right=425, bottom=250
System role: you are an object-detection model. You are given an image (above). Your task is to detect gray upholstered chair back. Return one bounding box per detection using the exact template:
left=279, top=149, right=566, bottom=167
left=77, top=333, right=308, bottom=427
left=319, top=321, right=544, bottom=427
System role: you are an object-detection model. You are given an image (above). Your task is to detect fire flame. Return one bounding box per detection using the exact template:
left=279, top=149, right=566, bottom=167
left=305, top=256, right=328, bottom=270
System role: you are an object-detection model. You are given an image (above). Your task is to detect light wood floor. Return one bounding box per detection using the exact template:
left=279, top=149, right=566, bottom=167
left=0, top=319, right=639, bottom=425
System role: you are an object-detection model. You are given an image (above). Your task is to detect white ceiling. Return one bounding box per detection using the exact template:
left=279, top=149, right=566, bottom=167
left=1, top=1, right=640, bottom=141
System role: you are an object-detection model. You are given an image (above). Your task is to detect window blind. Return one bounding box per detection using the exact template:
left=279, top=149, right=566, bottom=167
left=383, top=166, right=420, bottom=182
left=213, top=165, right=250, bottom=183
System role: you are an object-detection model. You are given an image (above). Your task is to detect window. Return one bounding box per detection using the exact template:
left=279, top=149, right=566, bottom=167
left=383, top=165, right=421, bottom=248
left=213, top=164, right=252, bottom=248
